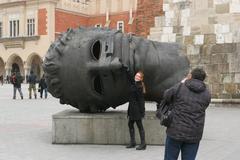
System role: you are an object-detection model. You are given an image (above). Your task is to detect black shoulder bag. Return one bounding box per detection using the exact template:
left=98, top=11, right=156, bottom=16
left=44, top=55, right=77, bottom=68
left=156, top=83, right=182, bottom=127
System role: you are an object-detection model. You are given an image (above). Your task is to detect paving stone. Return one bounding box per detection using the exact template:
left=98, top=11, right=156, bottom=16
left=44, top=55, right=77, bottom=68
left=1, top=83, right=240, bottom=160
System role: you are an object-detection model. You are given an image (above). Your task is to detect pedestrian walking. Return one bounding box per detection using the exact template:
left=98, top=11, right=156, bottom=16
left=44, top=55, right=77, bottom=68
left=38, top=74, right=48, bottom=99
left=0, top=75, right=3, bottom=85
left=26, top=74, right=29, bottom=83
left=162, top=68, right=211, bottom=160
left=28, top=70, right=37, bottom=99
left=125, top=68, right=147, bottom=150
left=6, top=75, right=10, bottom=84
left=10, top=72, right=23, bottom=99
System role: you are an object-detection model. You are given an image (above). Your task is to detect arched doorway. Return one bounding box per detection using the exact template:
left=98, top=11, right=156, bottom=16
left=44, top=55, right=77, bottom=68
left=26, top=53, right=43, bottom=80
left=0, top=57, right=5, bottom=76
left=6, top=54, right=24, bottom=76
left=12, top=63, right=20, bottom=73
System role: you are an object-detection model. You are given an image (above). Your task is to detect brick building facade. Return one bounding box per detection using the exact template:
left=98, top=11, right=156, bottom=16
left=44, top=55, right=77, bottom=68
left=55, top=0, right=163, bottom=37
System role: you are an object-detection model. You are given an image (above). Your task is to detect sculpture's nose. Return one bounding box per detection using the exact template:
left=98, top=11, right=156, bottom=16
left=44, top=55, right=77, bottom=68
left=87, top=57, right=122, bottom=71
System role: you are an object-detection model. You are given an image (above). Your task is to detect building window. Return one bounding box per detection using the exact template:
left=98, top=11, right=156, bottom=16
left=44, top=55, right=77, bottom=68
left=0, top=22, right=2, bottom=38
left=95, top=24, right=102, bottom=28
left=117, top=21, right=124, bottom=33
left=9, top=20, right=19, bottom=37
left=72, top=0, right=90, bottom=4
left=27, top=18, right=35, bottom=36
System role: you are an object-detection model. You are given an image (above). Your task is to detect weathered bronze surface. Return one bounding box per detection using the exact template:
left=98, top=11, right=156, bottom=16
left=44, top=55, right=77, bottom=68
left=43, top=28, right=189, bottom=112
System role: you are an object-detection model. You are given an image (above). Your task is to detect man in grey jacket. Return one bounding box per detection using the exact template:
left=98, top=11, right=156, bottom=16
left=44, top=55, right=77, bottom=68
left=163, top=68, right=211, bottom=160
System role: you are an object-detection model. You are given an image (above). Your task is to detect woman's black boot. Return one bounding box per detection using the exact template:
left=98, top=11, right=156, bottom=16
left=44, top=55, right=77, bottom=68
left=136, top=130, right=146, bottom=150
left=126, top=129, right=136, bottom=148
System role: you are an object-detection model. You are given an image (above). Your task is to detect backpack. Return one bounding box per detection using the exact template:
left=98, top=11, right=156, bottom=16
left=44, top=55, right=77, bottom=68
left=11, top=75, right=16, bottom=84
left=156, top=83, right=182, bottom=127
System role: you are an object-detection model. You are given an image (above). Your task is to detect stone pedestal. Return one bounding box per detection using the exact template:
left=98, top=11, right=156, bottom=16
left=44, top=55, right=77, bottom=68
left=210, top=99, right=240, bottom=107
left=52, top=110, right=166, bottom=145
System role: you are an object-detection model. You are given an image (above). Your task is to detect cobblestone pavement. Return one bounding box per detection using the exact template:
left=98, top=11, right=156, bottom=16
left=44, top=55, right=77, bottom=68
left=0, top=84, right=240, bottom=160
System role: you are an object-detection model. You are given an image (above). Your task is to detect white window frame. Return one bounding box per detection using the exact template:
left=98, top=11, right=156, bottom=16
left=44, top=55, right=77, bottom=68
left=117, top=21, right=124, bottom=33
left=9, top=14, right=20, bottom=37
left=95, top=24, right=102, bottom=28
left=9, top=19, right=19, bottom=37
left=27, top=18, right=35, bottom=36
left=73, top=0, right=89, bottom=3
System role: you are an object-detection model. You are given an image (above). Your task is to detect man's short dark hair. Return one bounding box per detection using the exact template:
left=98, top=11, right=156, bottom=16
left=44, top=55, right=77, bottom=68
left=191, top=68, right=206, bottom=81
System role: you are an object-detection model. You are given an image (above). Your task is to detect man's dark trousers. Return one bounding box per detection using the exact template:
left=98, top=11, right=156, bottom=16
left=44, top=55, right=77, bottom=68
left=164, top=136, right=199, bottom=160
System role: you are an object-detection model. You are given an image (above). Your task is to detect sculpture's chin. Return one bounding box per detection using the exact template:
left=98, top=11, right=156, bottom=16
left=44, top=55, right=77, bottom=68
left=132, top=51, right=141, bottom=73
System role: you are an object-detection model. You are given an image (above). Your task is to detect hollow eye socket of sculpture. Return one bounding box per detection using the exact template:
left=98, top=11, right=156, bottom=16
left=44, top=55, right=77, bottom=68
left=91, top=40, right=101, bottom=60
left=93, top=75, right=103, bottom=95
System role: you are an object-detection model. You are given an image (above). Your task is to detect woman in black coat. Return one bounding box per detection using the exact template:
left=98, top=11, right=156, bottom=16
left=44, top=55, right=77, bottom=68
left=126, top=71, right=146, bottom=150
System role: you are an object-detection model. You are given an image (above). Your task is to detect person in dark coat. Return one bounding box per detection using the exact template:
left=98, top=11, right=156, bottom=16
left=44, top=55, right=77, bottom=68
left=38, top=74, right=48, bottom=98
left=28, top=70, right=37, bottom=99
left=0, top=75, right=3, bottom=85
left=11, top=72, right=24, bottom=99
left=125, top=70, right=147, bottom=150
left=163, top=68, right=211, bottom=160
left=6, top=75, right=10, bottom=84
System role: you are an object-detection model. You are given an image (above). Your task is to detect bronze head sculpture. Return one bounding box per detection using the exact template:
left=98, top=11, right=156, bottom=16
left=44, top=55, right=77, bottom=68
left=43, top=27, right=189, bottom=112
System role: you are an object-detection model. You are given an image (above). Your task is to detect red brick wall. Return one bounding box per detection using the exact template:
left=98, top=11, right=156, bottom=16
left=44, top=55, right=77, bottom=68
left=136, top=0, right=163, bottom=37
left=38, top=9, right=47, bottom=35
left=109, top=12, right=136, bottom=33
left=87, top=15, right=106, bottom=27
left=55, top=10, right=88, bottom=33
left=41, top=3, right=163, bottom=38
left=88, top=11, right=136, bottom=33
left=55, top=10, right=137, bottom=37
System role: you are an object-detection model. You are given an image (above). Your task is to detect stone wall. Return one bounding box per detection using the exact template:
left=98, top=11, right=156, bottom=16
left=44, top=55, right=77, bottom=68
left=149, top=0, right=240, bottom=98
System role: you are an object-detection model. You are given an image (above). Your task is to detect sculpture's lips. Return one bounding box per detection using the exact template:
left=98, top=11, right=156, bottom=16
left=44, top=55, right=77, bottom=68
left=93, top=74, right=103, bottom=95
left=88, top=57, right=123, bottom=97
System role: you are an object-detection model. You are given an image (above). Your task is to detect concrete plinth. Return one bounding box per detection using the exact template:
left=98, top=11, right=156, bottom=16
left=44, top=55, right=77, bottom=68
left=210, top=99, right=240, bottom=107
left=52, top=110, right=166, bottom=145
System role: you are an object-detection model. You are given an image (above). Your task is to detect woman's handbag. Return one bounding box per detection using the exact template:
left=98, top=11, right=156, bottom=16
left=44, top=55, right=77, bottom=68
left=156, top=83, right=182, bottom=127
left=156, top=100, right=173, bottom=127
